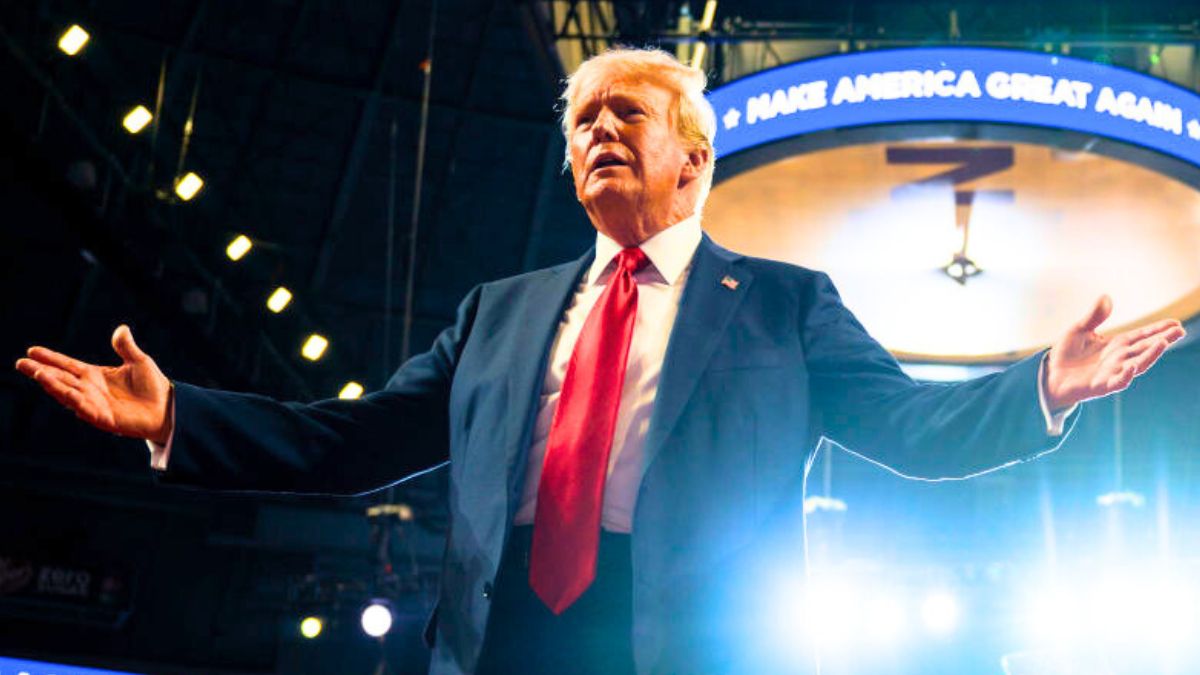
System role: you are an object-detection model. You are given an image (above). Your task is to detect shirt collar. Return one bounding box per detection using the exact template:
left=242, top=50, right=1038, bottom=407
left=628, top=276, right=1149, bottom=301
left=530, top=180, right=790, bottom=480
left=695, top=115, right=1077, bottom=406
left=588, top=213, right=703, bottom=286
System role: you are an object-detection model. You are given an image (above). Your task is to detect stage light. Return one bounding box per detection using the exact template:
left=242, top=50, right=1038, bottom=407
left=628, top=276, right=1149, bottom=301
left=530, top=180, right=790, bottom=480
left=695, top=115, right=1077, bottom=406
left=57, top=25, right=90, bottom=56
left=941, top=253, right=981, bottom=285
left=921, top=590, right=960, bottom=636
left=1096, top=490, right=1145, bottom=508
left=339, top=381, right=364, bottom=400
left=299, top=616, right=323, bottom=639
left=1144, top=577, right=1197, bottom=645
left=1023, top=568, right=1198, bottom=652
left=267, top=287, right=292, bottom=313
left=174, top=172, right=204, bottom=201
left=361, top=601, right=393, bottom=638
left=698, top=0, right=718, bottom=35
left=864, top=592, right=906, bottom=645
left=759, top=574, right=812, bottom=665
left=689, top=0, right=718, bottom=68
left=802, top=495, right=847, bottom=514
left=226, top=234, right=252, bottom=261
left=1090, top=569, right=1196, bottom=646
left=801, top=575, right=858, bottom=650
left=301, top=334, right=328, bottom=361
left=1023, top=586, right=1082, bottom=645
left=122, top=105, right=152, bottom=134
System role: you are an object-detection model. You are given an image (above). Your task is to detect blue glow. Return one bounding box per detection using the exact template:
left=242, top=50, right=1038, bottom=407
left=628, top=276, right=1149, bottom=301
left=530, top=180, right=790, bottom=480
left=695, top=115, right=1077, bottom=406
left=707, top=47, right=1200, bottom=167
left=802, top=495, right=848, bottom=514
left=921, top=590, right=961, bottom=636
left=0, top=656, right=142, bottom=675
left=900, top=362, right=1002, bottom=382
left=1096, top=490, right=1147, bottom=508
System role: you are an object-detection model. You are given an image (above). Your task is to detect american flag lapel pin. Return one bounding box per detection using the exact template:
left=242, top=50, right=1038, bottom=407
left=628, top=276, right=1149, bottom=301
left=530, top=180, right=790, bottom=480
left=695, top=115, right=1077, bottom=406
left=720, top=275, right=739, bottom=290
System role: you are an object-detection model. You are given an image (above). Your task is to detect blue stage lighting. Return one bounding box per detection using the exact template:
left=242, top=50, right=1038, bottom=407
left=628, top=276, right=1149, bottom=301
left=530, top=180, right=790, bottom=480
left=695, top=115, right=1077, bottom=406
left=921, top=590, right=960, bottom=636
left=864, top=592, right=907, bottom=645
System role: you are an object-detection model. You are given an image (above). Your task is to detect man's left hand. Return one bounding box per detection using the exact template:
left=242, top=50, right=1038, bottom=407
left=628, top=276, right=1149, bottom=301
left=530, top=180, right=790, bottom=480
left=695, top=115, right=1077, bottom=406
left=1044, top=295, right=1186, bottom=412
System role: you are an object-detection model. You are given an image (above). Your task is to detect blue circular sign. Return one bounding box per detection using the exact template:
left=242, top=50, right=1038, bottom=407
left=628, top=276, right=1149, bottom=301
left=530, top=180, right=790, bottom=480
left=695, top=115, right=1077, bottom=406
left=707, top=47, right=1200, bottom=168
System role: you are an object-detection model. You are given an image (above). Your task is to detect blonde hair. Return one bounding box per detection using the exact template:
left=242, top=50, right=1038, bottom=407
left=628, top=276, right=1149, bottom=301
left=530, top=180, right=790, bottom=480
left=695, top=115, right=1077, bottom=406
left=560, top=47, right=717, bottom=214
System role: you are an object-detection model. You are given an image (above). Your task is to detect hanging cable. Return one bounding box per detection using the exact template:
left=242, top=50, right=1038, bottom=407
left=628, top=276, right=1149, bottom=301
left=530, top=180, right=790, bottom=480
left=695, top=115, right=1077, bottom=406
left=400, top=0, right=437, bottom=363
left=174, top=66, right=203, bottom=185
left=383, top=113, right=399, bottom=380
left=370, top=11, right=440, bottom=669
left=148, top=53, right=168, bottom=186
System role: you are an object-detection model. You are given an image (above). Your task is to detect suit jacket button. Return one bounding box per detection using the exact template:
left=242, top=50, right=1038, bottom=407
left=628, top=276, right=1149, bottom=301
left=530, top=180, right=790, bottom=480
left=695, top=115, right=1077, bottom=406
left=482, top=582, right=494, bottom=600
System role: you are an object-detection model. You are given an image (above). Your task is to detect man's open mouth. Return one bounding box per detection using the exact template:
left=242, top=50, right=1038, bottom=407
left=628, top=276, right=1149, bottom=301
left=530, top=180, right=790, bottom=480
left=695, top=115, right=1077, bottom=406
left=591, top=153, right=628, bottom=171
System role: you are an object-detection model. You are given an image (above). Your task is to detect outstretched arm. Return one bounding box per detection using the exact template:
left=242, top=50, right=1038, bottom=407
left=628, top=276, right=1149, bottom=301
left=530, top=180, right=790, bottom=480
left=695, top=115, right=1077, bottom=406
left=16, top=286, right=482, bottom=495
left=803, top=275, right=1184, bottom=479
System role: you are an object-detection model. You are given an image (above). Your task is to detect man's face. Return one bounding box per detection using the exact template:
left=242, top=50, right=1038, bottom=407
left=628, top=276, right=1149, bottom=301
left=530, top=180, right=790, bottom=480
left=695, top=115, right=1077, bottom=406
left=567, top=74, right=690, bottom=221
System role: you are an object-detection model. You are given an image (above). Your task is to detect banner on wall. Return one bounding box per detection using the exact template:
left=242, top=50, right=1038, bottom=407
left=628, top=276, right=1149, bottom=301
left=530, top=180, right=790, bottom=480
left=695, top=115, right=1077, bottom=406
left=0, top=554, right=132, bottom=627
left=707, top=47, right=1200, bottom=168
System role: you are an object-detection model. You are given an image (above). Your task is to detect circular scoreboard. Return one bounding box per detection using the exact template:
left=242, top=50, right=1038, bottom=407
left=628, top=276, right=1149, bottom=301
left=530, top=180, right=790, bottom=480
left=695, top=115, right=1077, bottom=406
left=704, top=48, right=1200, bottom=362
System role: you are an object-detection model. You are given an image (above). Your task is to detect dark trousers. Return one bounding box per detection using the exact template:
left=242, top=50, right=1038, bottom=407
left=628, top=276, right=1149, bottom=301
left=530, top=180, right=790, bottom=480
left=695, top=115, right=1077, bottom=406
left=475, top=526, right=636, bottom=675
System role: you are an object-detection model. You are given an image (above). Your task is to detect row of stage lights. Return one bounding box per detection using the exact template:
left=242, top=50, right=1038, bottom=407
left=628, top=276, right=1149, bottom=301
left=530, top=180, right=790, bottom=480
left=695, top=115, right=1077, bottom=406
left=56, top=24, right=365, bottom=402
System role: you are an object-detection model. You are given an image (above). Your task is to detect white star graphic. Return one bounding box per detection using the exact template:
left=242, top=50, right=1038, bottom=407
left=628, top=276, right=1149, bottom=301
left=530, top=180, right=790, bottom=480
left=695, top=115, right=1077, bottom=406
left=1187, top=119, right=1200, bottom=140
left=723, top=107, right=741, bottom=130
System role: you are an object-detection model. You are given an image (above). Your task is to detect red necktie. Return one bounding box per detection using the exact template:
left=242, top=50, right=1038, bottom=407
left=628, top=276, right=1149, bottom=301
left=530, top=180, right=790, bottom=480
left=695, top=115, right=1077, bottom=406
left=529, top=246, right=648, bottom=614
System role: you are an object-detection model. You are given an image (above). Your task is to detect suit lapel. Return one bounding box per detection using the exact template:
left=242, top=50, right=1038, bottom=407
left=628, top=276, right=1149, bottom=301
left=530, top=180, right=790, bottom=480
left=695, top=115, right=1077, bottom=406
left=504, top=249, right=594, bottom=504
left=642, top=235, right=752, bottom=474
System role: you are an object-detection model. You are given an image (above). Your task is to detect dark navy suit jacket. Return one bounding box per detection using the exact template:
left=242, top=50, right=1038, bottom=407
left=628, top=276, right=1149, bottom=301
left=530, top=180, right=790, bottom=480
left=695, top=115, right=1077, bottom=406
left=160, top=236, right=1074, bottom=674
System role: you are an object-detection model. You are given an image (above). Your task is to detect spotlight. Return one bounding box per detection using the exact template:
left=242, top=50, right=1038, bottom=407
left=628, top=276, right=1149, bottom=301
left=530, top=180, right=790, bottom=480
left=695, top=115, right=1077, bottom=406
left=921, top=590, right=960, bottom=636
left=57, top=25, right=90, bottom=56
left=301, top=334, right=328, bottom=361
left=1095, top=490, right=1146, bottom=508
left=1023, top=586, right=1082, bottom=645
left=864, top=592, right=906, bottom=645
left=360, top=601, right=393, bottom=638
left=801, top=576, right=858, bottom=650
left=339, top=381, right=364, bottom=400
left=1090, top=569, right=1196, bottom=646
left=802, top=495, right=847, bottom=514
left=174, top=172, right=204, bottom=201
left=226, top=234, right=253, bottom=261
left=267, top=287, right=293, bottom=313
left=122, top=105, right=153, bottom=134
left=940, top=253, right=981, bottom=285
left=299, top=616, right=323, bottom=639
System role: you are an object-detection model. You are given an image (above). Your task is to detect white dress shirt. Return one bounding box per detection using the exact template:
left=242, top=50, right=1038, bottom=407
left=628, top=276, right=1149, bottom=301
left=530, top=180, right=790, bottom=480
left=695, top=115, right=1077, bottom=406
left=512, top=214, right=703, bottom=533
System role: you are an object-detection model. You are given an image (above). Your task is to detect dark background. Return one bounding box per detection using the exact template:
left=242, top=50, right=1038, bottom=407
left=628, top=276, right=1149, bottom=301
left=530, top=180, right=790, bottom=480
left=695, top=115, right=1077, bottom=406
left=3, top=1, right=1200, bottom=673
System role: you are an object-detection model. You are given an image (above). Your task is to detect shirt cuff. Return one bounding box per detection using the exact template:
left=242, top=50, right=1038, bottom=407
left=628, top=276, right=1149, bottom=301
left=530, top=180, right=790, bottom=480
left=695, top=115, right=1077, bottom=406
left=145, top=391, right=176, bottom=471
left=1038, top=353, right=1076, bottom=437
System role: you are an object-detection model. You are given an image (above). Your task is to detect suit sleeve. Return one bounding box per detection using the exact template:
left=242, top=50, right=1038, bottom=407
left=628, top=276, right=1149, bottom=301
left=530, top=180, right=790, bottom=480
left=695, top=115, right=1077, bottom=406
left=156, top=285, right=482, bottom=495
left=802, top=272, right=1077, bottom=479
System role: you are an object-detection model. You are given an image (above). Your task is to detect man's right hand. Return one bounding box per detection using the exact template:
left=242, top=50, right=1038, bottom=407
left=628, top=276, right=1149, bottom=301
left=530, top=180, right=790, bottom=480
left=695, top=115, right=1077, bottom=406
left=15, top=325, right=173, bottom=445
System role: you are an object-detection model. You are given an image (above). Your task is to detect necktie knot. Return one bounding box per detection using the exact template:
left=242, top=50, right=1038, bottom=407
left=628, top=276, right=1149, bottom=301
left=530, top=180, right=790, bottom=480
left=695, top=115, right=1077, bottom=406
left=616, top=247, right=648, bottom=274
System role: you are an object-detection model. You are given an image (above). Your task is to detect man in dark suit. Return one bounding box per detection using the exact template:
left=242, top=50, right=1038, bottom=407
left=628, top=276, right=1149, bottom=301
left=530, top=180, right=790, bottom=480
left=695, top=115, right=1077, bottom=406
left=17, top=48, right=1185, bottom=674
